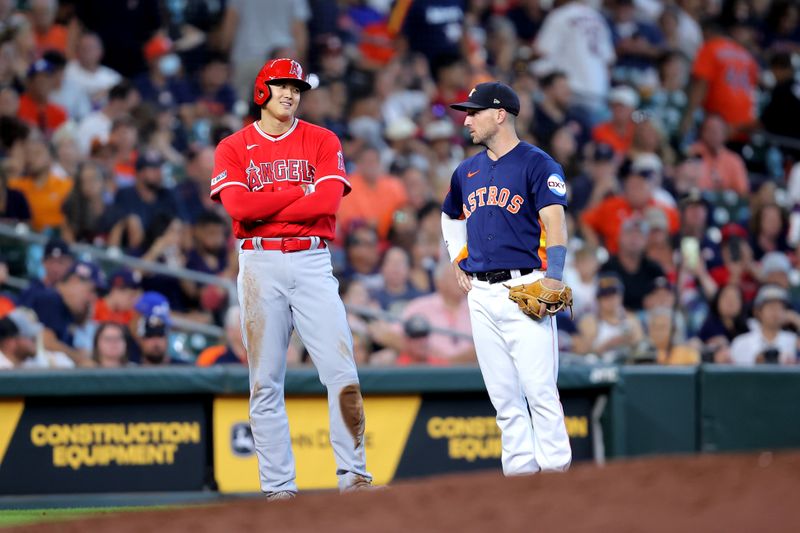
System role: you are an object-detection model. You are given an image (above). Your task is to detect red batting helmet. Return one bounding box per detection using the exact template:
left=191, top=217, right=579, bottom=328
left=253, top=58, right=312, bottom=106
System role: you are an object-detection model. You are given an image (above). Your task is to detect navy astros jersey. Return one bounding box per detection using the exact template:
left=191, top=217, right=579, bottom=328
left=441, top=141, right=568, bottom=272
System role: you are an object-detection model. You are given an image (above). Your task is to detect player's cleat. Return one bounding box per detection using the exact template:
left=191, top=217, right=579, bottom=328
left=343, top=476, right=387, bottom=493
left=265, top=490, right=296, bottom=501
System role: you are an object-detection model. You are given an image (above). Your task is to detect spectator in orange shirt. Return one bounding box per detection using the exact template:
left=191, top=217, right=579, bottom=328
left=16, top=58, right=68, bottom=137
left=580, top=159, right=679, bottom=255
left=682, top=18, right=758, bottom=137
left=29, top=0, right=69, bottom=57
left=337, top=145, right=408, bottom=241
left=7, top=132, right=72, bottom=231
left=690, top=114, right=749, bottom=195
left=196, top=306, right=247, bottom=366
left=591, top=85, right=639, bottom=156
left=93, top=269, right=142, bottom=327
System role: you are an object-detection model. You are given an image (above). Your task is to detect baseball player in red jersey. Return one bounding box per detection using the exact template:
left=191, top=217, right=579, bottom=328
left=210, top=58, right=373, bottom=499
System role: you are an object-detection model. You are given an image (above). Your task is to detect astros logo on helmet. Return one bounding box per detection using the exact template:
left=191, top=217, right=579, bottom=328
left=253, top=58, right=312, bottom=106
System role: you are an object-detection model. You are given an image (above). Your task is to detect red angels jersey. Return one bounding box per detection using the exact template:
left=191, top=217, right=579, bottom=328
left=210, top=119, right=351, bottom=240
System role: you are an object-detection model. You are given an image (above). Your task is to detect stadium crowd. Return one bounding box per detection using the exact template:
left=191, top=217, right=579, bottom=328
left=0, top=0, right=799, bottom=369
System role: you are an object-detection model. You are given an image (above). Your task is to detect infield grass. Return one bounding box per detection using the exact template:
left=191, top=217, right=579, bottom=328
left=0, top=506, right=170, bottom=527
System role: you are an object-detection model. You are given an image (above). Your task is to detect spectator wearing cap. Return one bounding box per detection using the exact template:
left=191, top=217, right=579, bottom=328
left=393, top=314, right=451, bottom=367
left=688, top=115, right=749, bottom=196
left=573, top=272, right=644, bottom=363
left=591, top=85, right=639, bottom=156
left=424, top=119, right=462, bottom=195
left=16, top=57, right=68, bottom=136
left=133, top=34, right=193, bottom=112
left=63, top=32, right=122, bottom=108
left=337, top=145, right=408, bottom=242
left=600, top=216, right=665, bottom=311
left=93, top=269, right=142, bottom=326
left=709, top=223, right=760, bottom=304
left=631, top=152, right=675, bottom=207
left=17, top=237, right=73, bottom=307
left=682, top=17, right=758, bottom=138
left=758, top=251, right=800, bottom=310
left=581, top=158, right=679, bottom=255
left=28, top=260, right=103, bottom=366
left=729, top=285, right=798, bottom=366
left=369, top=264, right=475, bottom=365
left=196, top=306, right=246, bottom=367
left=105, top=149, right=182, bottom=251
left=75, top=81, right=137, bottom=156
left=91, top=321, right=131, bottom=368
left=137, top=312, right=173, bottom=366
left=0, top=310, right=40, bottom=369
left=383, top=117, right=428, bottom=176
left=133, top=291, right=183, bottom=366
left=7, top=132, right=73, bottom=232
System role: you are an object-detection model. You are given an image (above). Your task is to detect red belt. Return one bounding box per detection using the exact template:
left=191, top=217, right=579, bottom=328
left=241, top=237, right=327, bottom=253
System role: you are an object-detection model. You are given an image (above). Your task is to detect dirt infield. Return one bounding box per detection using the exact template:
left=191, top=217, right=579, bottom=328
left=11, top=452, right=800, bottom=533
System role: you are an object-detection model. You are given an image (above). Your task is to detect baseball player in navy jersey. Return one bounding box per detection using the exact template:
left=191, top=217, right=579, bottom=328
left=441, top=82, right=572, bottom=474
left=211, top=58, right=373, bottom=499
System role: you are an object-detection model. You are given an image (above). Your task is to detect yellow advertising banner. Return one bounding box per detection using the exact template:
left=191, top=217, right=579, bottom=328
left=0, top=399, right=24, bottom=464
left=213, top=395, right=421, bottom=493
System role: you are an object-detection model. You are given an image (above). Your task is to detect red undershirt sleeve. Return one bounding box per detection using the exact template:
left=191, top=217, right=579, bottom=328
left=270, top=180, right=345, bottom=222
left=219, top=186, right=304, bottom=222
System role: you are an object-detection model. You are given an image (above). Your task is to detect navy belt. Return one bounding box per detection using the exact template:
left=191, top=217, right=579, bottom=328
left=471, top=268, right=534, bottom=284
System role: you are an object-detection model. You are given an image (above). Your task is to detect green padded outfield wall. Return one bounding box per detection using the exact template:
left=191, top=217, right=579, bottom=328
left=700, top=366, right=800, bottom=452
left=609, top=366, right=698, bottom=457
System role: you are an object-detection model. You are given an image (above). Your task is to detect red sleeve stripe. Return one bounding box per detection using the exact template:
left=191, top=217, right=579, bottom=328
left=316, top=175, right=351, bottom=189
left=210, top=180, right=249, bottom=198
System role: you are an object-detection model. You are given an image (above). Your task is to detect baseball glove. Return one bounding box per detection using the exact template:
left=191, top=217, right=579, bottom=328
left=505, top=279, right=573, bottom=320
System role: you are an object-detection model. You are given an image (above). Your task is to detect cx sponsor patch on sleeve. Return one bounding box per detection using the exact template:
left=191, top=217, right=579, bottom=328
left=211, top=170, right=227, bottom=186
left=547, top=174, right=567, bottom=197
